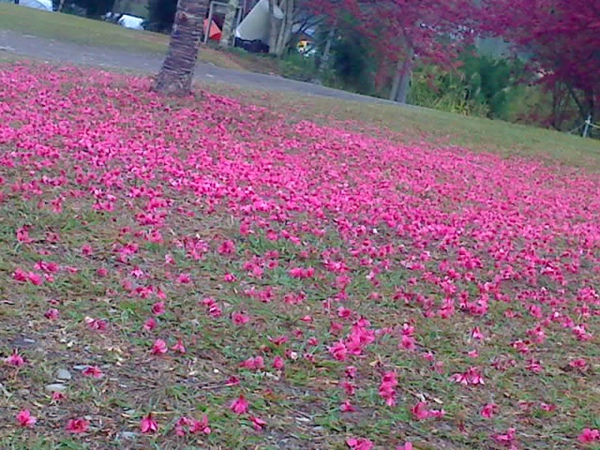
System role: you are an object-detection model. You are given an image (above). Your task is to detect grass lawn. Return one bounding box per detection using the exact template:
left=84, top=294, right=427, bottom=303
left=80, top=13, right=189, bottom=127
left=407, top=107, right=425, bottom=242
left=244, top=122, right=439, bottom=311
left=0, top=3, right=283, bottom=72
left=0, top=57, right=599, bottom=450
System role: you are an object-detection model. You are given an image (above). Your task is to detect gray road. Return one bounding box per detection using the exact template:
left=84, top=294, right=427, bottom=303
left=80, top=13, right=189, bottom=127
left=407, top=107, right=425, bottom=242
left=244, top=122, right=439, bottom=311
left=0, top=29, right=398, bottom=105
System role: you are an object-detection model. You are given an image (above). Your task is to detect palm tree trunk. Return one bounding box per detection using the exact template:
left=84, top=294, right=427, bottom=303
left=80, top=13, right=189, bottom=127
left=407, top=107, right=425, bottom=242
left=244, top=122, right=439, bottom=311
left=153, top=0, right=207, bottom=96
left=219, top=0, right=239, bottom=48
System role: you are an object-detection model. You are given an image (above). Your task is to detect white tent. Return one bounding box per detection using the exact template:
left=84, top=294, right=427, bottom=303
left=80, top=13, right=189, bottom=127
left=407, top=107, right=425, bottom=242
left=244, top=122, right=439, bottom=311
left=118, top=14, right=144, bottom=30
left=235, top=0, right=282, bottom=43
left=19, top=0, right=52, bottom=11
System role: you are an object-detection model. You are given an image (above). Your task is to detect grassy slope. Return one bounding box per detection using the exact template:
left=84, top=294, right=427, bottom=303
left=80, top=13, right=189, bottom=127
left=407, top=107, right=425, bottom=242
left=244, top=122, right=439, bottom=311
left=1, top=2, right=600, bottom=167
left=203, top=83, right=600, bottom=171
left=0, top=3, right=281, bottom=72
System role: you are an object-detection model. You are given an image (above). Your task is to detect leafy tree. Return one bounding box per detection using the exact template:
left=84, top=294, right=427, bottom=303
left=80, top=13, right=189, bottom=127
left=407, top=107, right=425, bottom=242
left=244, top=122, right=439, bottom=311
left=483, top=0, right=600, bottom=127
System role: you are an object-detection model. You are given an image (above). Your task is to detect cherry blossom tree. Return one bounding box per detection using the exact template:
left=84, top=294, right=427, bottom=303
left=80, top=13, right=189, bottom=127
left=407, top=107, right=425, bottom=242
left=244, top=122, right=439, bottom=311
left=483, top=0, right=600, bottom=125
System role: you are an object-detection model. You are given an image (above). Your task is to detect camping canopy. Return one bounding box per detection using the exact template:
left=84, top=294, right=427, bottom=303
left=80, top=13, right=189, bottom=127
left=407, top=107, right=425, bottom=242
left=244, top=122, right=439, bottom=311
left=235, top=0, right=282, bottom=43
left=203, top=19, right=222, bottom=41
left=19, top=0, right=52, bottom=11
left=118, top=15, right=144, bottom=30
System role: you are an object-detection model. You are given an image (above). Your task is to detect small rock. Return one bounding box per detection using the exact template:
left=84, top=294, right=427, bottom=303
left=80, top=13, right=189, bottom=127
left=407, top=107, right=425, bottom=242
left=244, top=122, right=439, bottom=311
left=56, top=369, right=72, bottom=380
left=73, top=365, right=89, bottom=371
left=118, top=431, right=137, bottom=440
left=45, top=383, right=67, bottom=393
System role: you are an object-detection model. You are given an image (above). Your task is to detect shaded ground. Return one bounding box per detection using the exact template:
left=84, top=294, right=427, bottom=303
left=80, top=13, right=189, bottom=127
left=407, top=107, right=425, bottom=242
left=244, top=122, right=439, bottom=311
left=0, top=29, right=398, bottom=105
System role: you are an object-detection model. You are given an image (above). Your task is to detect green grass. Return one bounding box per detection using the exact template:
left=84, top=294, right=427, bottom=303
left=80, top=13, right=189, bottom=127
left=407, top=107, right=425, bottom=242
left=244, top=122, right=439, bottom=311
left=0, top=3, right=254, bottom=70
left=0, top=3, right=166, bottom=52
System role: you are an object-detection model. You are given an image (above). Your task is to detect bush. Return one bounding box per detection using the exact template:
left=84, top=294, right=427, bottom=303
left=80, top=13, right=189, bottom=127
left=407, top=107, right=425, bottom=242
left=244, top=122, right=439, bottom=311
left=409, top=52, right=526, bottom=119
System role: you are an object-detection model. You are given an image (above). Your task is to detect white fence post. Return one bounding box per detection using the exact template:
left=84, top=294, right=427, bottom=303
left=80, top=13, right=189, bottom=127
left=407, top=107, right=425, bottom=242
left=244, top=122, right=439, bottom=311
left=582, top=114, right=592, bottom=138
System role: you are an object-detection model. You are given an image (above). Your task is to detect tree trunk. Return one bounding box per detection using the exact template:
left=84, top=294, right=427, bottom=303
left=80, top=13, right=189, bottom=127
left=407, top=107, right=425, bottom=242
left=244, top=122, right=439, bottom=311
left=219, top=0, right=239, bottom=48
left=318, top=22, right=336, bottom=74
left=153, top=0, right=207, bottom=96
left=275, top=0, right=293, bottom=57
left=389, top=46, right=414, bottom=104
left=268, top=0, right=283, bottom=55
left=389, top=58, right=403, bottom=101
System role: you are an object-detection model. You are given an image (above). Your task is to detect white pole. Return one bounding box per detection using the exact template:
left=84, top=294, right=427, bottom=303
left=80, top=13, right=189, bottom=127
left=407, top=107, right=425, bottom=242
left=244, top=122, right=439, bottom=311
left=582, top=114, right=592, bottom=138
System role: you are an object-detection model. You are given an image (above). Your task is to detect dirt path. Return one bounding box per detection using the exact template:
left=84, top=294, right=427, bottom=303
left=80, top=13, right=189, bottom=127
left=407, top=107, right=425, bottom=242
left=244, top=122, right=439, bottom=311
left=0, top=29, right=398, bottom=105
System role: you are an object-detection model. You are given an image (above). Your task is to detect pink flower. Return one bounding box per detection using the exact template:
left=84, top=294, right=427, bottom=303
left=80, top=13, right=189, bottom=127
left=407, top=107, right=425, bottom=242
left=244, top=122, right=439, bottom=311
left=16, top=226, right=32, bottom=243
left=175, top=416, right=190, bottom=436
left=400, top=334, right=416, bottom=351
left=52, top=391, right=66, bottom=401
left=340, top=400, right=356, bottom=412
left=539, top=402, right=556, bottom=412
left=151, top=339, right=168, bottom=355
left=5, top=350, right=25, bottom=367
left=218, top=240, right=236, bottom=255
left=329, top=341, right=348, bottom=361
left=481, top=403, right=497, bottom=419
left=411, top=401, right=445, bottom=420
left=346, top=437, right=374, bottom=450
left=232, top=311, right=250, bottom=325
left=471, top=326, right=484, bottom=340
left=493, top=427, right=516, bottom=446
left=224, top=273, right=237, bottom=282
left=273, top=356, right=285, bottom=370
left=338, top=306, right=353, bottom=318
left=250, top=415, right=267, bottom=431
left=240, top=356, right=264, bottom=371
left=226, top=376, right=240, bottom=386
left=152, top=302, right=165, bottom=315
left=450, top=367, right=484, bottom=386
left=16, top=409, right=37, bottom=428
left=66, top=418, right=89, bottom=434
left=189, top=415, right=211, bottom=434
left=230, top=395, right=249, bottom=415
left=379, top=371, right=398, bottom=406
left=82, top=366, right=103, bottom=378
left=342, top=381, right=356, bottom=396
left=28, top=272, right=43, bottom=285
left=140, top=413, right=159, bottom=434
left=13, top=268, right=29, bottom=282
left=85, top=317, right=108, bottom=331
left=397, top=443, right=413, bottom=450
left=569, top=358, right=587, bottom=370
left=411, top=401, right=430, bottom=420
left=45, top=308, right=60, bottom=319
left=171, top=338, right=186, bottom=354
left=177, top=273, right=192, bottom=284
left=143, top=317, right=157, bottom=331
left=578, top=428, right=599, bottom=444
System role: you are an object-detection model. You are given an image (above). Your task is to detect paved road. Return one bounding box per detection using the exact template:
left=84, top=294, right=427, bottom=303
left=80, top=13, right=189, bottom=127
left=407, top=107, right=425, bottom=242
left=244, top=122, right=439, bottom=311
left=0, top=29, right=398, bottom=105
